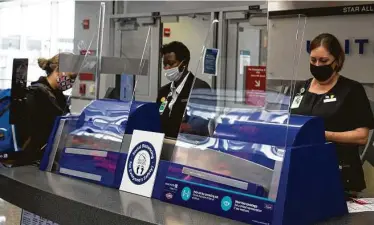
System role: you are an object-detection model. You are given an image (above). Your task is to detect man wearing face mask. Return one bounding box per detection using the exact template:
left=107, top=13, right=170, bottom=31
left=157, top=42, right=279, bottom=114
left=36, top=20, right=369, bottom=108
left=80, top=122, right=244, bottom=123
left=290, top=33, right=374, bottom=194
left=1, top=53, right=76, bottom=166
left=157, top=41, right=211, bottom=139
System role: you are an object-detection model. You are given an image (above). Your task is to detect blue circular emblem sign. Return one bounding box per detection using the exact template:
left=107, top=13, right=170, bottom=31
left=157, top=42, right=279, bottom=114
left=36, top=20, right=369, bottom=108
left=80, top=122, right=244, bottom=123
left=181, top=187, right=192, bottom=201
left=221, top=196, right=232, bottom=211
left=127, top=141, right=157, bottom=185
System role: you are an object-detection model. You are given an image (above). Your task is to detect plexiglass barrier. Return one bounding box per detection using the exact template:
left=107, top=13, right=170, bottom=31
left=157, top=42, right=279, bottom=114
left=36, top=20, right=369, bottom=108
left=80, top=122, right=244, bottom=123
left=44, top=11, right=153, bottom=173
left=167, top=15, right=307, bottom=203
left=59, top=15, right=151, bottom=114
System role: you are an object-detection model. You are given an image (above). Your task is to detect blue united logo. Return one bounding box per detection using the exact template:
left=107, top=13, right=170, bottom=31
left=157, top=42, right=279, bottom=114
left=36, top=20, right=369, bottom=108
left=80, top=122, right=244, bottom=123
left=127, top=141, right=157, bottom=185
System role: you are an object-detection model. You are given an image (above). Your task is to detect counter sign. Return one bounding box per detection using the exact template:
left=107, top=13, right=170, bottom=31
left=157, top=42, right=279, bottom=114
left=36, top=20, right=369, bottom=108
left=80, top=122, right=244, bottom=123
left=120, top=130, right=165, bottom=198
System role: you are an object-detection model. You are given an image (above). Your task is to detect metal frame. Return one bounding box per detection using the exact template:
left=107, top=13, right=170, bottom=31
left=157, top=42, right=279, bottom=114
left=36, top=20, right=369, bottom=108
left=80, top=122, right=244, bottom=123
left=108, top=6, right=253, bottom=19
left=95, top=2, right=106, bottom=99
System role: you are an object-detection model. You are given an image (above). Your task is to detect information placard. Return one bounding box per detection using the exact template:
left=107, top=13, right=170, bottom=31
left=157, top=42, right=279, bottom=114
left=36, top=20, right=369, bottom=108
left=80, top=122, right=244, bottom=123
left=20, top=210, right=58, bottom=225
left=245, top=66, right=266, bottom=107
left=202, top=48, right=220, bottom=76
left=239, top=50, right=251, bottom=75
left=120, top=130, right=164, bottom=197
left=120, top=74, right=134, bottom=101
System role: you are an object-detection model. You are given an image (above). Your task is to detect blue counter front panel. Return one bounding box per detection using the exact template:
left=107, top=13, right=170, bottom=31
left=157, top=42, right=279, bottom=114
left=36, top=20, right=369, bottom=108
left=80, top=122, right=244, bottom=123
left=161, top=176, right=274, bottom=225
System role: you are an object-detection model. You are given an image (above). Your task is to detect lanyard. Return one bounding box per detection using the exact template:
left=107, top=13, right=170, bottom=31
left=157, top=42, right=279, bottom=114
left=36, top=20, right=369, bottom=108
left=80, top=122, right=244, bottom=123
left=167, top=72, right=190, bottom=116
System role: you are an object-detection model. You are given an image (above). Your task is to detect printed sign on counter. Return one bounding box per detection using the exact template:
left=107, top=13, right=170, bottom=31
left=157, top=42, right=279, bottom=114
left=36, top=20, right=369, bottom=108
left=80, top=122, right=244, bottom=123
left=20, top=210, right=58, bottom=225
left=245, top=66, right=266, bottom=107
left=202, top=48, right=220, bottom=76
left=119, top=130, right=165, bottom=198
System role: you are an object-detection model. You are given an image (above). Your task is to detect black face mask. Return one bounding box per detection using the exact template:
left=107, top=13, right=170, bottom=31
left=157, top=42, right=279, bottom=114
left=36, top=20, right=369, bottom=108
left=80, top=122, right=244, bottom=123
left=310, top=62, right=335, bottom=82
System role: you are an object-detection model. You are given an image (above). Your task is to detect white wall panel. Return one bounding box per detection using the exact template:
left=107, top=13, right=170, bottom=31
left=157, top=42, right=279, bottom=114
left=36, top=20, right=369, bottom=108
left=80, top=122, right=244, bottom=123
left=267, top=14, right=374, bottom=83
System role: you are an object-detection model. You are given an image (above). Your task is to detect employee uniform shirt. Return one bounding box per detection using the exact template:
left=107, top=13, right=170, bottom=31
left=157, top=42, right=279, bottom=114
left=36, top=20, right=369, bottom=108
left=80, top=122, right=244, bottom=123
left=156, top=72, right=211, bottom=139
left=291, top=76, right=374, bottom=192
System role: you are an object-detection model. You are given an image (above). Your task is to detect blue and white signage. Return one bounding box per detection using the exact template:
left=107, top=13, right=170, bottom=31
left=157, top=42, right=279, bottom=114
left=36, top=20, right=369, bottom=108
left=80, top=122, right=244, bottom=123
left=306, top=38, right=370, bottom=55
left=202, top=48, right=220, bottom=76
left=120, top=74, right=134, bottom=101
left=120, top=130, right=164, bottom=197
left=126, top=141, right=157, bottom=185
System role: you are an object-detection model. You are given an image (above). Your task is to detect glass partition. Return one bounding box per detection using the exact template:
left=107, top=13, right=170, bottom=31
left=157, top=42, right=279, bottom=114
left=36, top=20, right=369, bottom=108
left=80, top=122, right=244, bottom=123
left=46, top=15, right=152, bottom=172
left=132, top=26, right=151, bottom=103
left=166, top=14, right=307, bottom=202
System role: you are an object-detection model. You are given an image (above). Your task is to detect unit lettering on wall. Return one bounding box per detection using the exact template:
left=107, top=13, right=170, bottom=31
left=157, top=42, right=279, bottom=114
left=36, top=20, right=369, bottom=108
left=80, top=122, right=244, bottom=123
left=306, top=39, right=370, bottom=54
left=267, top=13, right=374, bottom=83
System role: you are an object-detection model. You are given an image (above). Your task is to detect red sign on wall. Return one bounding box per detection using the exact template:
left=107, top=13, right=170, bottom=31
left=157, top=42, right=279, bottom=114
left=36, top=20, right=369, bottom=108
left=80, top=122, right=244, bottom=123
left=80, top=50, right=95, bottom=56
left=79, top=50, right=96, bottom=81
left=245, top=66, right=266, bottom=107
left=82, top=19, right=90, bottom=30
left=164, top=28, right=171, bottom=37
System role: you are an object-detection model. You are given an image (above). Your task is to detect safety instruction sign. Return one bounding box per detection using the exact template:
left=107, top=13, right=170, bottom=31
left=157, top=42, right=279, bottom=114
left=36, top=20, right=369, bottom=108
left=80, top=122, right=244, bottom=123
left=202, top=48, right=220, bottom=76
left=119, top=130, right=164, bottom=198
left=245, top=66, right=266, bottom=107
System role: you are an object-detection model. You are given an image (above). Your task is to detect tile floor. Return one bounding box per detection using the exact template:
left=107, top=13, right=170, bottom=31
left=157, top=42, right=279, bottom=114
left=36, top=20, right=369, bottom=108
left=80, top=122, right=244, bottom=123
left=0, top=199, right=21, bottom=225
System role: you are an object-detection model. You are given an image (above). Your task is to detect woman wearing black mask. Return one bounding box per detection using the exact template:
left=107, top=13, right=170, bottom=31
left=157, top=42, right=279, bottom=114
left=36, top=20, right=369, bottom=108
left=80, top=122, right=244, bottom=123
left=291, top=33, right=374, bottom=194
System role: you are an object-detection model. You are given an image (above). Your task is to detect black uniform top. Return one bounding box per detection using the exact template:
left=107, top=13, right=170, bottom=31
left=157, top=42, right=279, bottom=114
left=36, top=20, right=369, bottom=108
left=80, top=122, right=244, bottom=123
left=291, top=76, right=374, bottom=192
left=156, top=72, right=211, bottom=139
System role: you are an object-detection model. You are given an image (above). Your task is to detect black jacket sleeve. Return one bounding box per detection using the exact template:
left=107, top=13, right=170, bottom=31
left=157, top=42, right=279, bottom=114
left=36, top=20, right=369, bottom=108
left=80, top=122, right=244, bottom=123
left=24, top=86, right=64, bottom=152
left=348, top=83, right=374, bottom=130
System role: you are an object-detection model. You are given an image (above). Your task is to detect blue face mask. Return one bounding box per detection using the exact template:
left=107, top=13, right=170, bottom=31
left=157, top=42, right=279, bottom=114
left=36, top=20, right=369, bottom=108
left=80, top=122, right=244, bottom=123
left=164, top=62, right=185, bottom=82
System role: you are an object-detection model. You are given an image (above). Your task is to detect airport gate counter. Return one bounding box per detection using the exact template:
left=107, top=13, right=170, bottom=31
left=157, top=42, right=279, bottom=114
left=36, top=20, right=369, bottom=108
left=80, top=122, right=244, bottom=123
left=0, top=166, right=373, bottom=225
left=0, top=96, right=373, bottom=225
left=2, top=4, right=374, bottom=225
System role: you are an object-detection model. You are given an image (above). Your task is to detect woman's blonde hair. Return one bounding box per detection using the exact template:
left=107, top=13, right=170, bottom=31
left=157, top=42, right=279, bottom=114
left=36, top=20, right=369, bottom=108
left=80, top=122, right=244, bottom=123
left=37, top=54, right=59, bottom=76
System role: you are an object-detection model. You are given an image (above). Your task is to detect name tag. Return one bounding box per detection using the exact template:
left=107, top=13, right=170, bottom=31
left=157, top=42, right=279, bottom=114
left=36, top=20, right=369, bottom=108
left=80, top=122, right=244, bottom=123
left=324, top=98, right=337, bottom=103
left=181, top=99, right=189, bottom=103
left=159, top=100, right=168, bottom=115
left=291, top=95, right=303, bottom=109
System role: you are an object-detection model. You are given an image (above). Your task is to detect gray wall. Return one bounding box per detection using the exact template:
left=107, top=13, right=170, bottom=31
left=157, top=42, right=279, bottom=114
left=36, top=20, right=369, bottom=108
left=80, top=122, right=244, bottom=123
left=267, top=11, right=374, bottom=83
left=268, top=1, right=372, bottom=12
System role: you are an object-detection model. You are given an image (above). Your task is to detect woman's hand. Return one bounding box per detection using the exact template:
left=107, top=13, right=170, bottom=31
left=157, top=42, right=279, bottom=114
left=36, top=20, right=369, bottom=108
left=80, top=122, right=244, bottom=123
left=325, top=128, right=370, bottom=145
